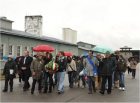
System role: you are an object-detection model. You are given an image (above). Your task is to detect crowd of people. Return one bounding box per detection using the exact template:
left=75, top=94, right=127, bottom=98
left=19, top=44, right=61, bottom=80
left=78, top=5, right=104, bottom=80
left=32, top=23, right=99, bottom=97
left=2, top=50, right=139, bottom=95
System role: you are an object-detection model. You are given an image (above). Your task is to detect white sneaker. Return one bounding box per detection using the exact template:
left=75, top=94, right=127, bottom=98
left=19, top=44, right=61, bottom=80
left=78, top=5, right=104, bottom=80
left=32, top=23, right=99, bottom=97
left=122, top=87, right=126, bottom=91
left=119, top=87, right=122, bottom=90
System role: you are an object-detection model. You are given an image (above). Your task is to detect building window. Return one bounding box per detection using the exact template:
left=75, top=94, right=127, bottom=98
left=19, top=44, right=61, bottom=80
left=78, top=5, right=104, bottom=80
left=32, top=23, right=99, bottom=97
left=17, top=46, right=21, bottom=56
left=0, top=44, right=4, bottom=60
left=9, top=45, right=13, bottom=55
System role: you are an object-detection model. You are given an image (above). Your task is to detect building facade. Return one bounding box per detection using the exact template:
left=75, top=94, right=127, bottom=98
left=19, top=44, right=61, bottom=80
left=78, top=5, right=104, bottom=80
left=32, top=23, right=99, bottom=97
left=0, top=17, right=97, bottom=70
left=77, top=41, right=96, bottom=56
left=63, top=28, right=77, bottom=44
left=0, top=17, right=78, bottom=69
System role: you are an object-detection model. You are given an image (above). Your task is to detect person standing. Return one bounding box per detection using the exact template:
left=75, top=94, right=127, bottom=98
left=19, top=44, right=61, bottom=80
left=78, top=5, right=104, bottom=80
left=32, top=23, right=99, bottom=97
left=19, top=51, right=33, bottom=91
left=43, top=52, right=53, bottom=93
left=127, top=58, right=131, bottom=74
left=57, top=51, right=67, bottom=94
left=30, top=53, right=44, bottom=94
left=130, top=57, right=138, bottom=79
left=77, top=56, right=86, bottom=88
left=116, top=55, right=127, bottom=91
left=2, top=55, right=17, bottom=92
left=83, top=50, right=99, bottom=94
left=45, top=57, right=59, bottom=93
left=15, top=56, right=23, bottom=84
left=96, top=54, right=104, bottom=90
left=67, top=56, right=77, bottom=88
left=100, top=51, right=116, bottom=95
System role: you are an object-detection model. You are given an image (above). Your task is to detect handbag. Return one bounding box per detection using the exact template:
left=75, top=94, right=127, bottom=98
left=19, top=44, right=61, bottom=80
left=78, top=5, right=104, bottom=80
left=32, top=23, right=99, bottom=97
left=79, top=68, right=87, bottom=76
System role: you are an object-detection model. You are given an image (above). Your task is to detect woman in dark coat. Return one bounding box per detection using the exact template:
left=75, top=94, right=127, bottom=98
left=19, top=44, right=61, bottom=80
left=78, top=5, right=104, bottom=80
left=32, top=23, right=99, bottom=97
left=2, top=55, right=16, bottom=92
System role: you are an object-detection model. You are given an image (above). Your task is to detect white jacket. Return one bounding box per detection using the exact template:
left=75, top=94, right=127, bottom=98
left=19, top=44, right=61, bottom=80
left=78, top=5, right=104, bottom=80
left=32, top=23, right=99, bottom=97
left=67, top=59, right=77, bottom=72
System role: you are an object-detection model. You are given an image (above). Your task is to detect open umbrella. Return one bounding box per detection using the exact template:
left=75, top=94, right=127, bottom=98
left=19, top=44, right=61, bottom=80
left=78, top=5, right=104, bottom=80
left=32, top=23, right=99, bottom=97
left=92, top=45, right=114, bottom=54
left=64, top=52, right=73, bottom=56
left=33, top=44, right=55, bottom=52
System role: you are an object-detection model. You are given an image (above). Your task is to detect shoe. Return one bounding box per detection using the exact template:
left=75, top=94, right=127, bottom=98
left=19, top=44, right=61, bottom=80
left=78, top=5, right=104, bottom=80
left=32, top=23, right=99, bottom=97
left=93, top=89, right=96, bottom=92
left=122, top=87, right=126, bottom=91
left=107, top=92, right=111, bottom=94
left=78, top=84, right=80, bottom=88
left=43, top=91, right=47, bottom=93
left=99, top=91, right=104, bottom=95
left=58, top=91, right=61, bottom=94
left=39, top=90, right=42, bottom=93
left=23, top=89, right=27, bottom=91
left=132, top=77, right=135, bottom=79
left=2, top=90, right=7, bottom=92
left=119, top=87, right=122, bottom=90
left=31, top=91, right=34, bottom=95
left=88, top=92, right=93, bottom=94
left=10, top=89, right=13, bottom=92
left=48, top=91, right=52, bottom=93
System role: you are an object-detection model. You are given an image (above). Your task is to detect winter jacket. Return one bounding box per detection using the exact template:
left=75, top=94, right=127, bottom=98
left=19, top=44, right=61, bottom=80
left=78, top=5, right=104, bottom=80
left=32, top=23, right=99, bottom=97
left=100, top=57, right=116, bottom=76
left=30, top=58, right=44, bottom=80
left=3, top=60, right=16, bottom=78
left=97, top=58, right=104, bottom=76
left=130, top=60, right=137, bottom=69
left=67, top=59, right=77, bottom=72
left=116, top=58, right=127, bottom=72
left=19, top=56, right=33, bottom=76
left=57, top=56, right=67, bottom=72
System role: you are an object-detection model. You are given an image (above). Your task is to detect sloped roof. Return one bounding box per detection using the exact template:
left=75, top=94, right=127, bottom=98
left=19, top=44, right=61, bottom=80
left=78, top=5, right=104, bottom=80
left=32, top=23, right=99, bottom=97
left=0, top=28, right=77, bottom=46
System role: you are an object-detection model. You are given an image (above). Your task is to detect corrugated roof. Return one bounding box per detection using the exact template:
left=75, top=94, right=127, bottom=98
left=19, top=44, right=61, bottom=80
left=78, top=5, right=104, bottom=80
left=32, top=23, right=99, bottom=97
left=0, top=28, right=77, bottom=46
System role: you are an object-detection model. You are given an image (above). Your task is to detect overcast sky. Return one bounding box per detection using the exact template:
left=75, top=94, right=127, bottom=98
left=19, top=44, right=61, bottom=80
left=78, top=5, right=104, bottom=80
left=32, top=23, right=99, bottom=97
left=0, top=0, right=140, bottom=50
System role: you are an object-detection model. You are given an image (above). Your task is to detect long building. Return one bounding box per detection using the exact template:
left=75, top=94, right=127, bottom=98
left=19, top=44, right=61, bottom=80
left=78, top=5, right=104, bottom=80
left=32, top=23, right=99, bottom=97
left=0, top=17, right=79, bottom=69
left=0, top=17, right=98, bottom=70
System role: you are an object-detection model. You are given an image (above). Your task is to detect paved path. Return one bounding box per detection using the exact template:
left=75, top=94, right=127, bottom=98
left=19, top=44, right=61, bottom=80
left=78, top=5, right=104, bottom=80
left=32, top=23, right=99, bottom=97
left=0, top=69, right=139, bottom=102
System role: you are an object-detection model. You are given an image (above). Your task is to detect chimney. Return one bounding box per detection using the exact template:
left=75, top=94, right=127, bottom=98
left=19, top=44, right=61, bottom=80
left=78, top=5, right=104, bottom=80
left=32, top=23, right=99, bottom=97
left=25, top=15, right=42, bottom=35
left=63, top=28, right=77, bottom=44
left=0, top=17, right=13, bottom=30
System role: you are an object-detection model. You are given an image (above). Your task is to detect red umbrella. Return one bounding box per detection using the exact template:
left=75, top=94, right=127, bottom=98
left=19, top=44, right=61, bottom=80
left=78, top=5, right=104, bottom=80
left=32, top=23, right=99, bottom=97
left=33, top=44, right=55, bottom=52
left=64, top=52, right=73, bottom=56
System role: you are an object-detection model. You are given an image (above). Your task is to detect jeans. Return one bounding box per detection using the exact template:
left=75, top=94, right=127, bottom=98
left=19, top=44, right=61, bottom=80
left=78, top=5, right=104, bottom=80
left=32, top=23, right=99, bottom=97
left=87, top=76, right=95, bottom=93
left=118, top=72, right=125, bottom=87
left=101, top=75, right=112, bottom=93
left=112, top=71, right=115, bottom=86
left=43, top=72, right=53, bottom=92
left=57, top=72, right=65, bottom=92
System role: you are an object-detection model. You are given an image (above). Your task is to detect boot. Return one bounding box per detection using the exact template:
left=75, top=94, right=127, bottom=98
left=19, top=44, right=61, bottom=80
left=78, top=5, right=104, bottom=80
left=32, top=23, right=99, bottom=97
left=3, top=89, right=7, bottom=92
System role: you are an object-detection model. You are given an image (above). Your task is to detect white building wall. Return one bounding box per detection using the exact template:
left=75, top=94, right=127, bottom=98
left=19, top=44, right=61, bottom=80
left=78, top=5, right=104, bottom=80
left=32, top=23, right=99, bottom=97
left=63, top=28, right=77, bottom=44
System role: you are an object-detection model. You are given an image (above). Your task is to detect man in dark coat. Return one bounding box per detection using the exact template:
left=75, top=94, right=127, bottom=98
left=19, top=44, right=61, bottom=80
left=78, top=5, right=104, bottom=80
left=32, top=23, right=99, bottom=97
left=2, top=55, right=16, bottom=92
left=19, top=51, right=33, bottom=91
left=99, top=51, right=116, bottom=95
